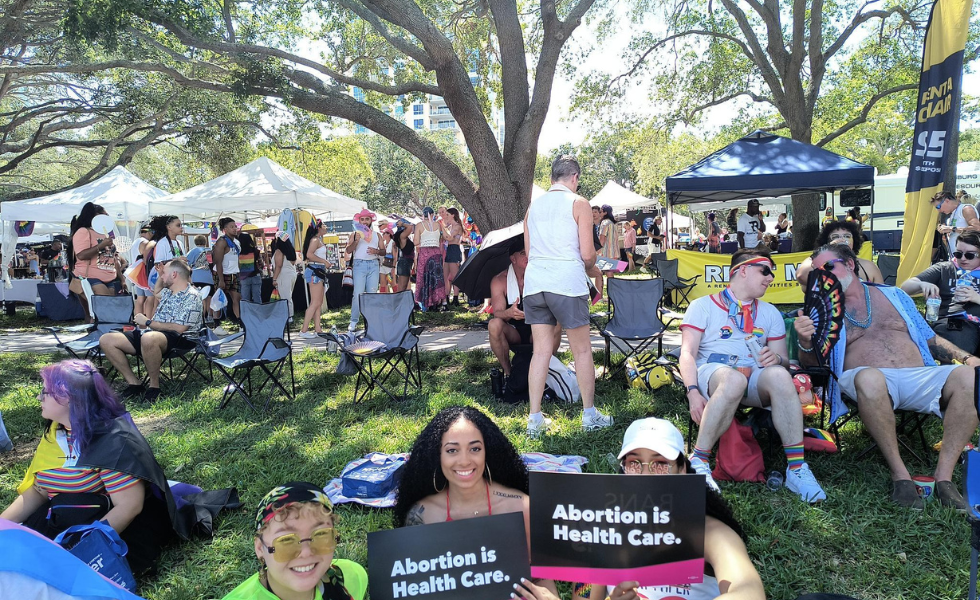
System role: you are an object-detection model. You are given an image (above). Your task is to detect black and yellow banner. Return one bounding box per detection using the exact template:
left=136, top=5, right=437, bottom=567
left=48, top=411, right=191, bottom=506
left=668, top=245, right=873, bottom=305
left=897, top=0, right=975, bottom=283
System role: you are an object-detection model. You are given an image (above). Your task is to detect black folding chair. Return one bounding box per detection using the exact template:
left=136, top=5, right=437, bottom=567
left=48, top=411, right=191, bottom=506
left=208, top=300, right=295, bottom=411
left=645, top=252, right=667, bottom=275
left=877, top=253, right=900, bottom=286
left=328, top=291, right=424, bottom=403
left=594, top=278, right=675, bottom=379
left=657, top=258, right=700, bottom=307
left=833, top=396, right=934, bottom=465
left=48, top=294, right=134, bottom=365
left=151, top=287, right=215, bottom=391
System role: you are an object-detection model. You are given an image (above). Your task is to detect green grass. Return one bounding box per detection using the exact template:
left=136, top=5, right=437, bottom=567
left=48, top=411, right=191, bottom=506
left=0, top=345, right=974, bottom=599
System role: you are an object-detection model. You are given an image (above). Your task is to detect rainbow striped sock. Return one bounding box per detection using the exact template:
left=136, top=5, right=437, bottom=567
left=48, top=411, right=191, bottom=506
left=784, top=442, right=805, bottom=471
left=692, top=446, right=712, bottom=464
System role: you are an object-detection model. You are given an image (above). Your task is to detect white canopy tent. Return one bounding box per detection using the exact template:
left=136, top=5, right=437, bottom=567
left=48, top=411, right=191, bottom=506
left=2, top=166, right=165, bottom=290
left=148, top=157, right=367, bottom=222
left=590, top=181, right=661, bottom=214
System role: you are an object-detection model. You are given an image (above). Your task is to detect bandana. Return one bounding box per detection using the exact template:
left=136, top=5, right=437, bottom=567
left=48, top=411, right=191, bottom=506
left=254, top=482, right=333, bottom=532
left=729, top=256, right=774, bottom=275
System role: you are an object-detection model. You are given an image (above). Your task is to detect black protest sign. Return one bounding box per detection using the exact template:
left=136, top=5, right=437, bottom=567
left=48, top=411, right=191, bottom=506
left=529, top=472, right=705, bottom=587
left=368, top=512, right=530, bottom=600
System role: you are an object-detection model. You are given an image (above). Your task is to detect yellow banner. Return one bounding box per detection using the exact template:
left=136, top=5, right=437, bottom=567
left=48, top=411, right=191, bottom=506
left=668, top=245, right=873, bottom=305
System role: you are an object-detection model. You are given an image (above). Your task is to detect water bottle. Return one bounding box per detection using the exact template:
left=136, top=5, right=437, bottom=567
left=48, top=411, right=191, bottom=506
left=925, top=297, right=942, bottom=322
left=956, top=274, right=974, bottom=303
left=766, top=470, right=784, bottom=491
left=328, top=325, right=339, bottom=352
left=490, top=368, right=504, bottom=398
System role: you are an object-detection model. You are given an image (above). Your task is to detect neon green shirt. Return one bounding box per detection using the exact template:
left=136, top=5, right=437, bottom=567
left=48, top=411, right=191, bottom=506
left=222, top=559, right=367, bottom=600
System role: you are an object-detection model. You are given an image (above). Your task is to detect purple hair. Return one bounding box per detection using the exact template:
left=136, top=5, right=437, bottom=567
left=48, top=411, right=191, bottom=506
left=41, top=359, right=126, bottom=453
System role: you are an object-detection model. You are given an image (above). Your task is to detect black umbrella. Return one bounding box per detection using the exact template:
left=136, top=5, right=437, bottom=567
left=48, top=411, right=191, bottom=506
left=453, top=221, right=524, bottom=301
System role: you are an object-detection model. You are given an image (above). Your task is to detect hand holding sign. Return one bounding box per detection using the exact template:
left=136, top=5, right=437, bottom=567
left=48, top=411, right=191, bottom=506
left=91, top=214, right=116, bottom=239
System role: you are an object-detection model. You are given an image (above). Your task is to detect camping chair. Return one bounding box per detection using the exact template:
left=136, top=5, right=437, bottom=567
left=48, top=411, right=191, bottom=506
left=594, top=278, right=675, bottom=380
left=207, top=300, right=295, bottom=411
left=328, top=291, right=424, bottom=403
left=877, top=253, right=900, bottom=286
left=656, top=258, right=700, bottom=307
left=966, top=449, right=980, bottom=600
left=36, top=284, right=84, bottom=321
left=645, top=252, right=667, bottom=275
left=150, top=286, right=216, bottom=391
left=47, top=293, right=134, bottom=365
left=831, top=397, right=934, bottom=465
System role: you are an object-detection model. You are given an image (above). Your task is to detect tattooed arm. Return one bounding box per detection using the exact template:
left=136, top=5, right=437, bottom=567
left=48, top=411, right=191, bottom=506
left=405, top=503, right=426, bottom=526
left=929, top=335, right=980, bottom=367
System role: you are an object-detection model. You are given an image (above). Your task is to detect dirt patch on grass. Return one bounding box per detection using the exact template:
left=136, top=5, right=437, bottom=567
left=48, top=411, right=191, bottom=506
left=134, top=414, right=182, bottom=437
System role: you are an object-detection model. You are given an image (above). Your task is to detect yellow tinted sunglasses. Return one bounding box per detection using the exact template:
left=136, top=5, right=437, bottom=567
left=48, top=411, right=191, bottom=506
left=261, top=528, right=337, bottom=563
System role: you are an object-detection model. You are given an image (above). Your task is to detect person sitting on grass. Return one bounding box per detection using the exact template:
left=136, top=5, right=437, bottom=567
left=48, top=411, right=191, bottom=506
left=393, top=406, right=558, bottom=595
left=223, top=481, right=367, bottom=600
left=0, top=359, right=177, bottom=576
left=679, top=247, right=826, bottom=503
left=564, top=418, right=765, bottom=600
left=488, top=243, right=560, bottom=382
left=797, top=243, right=979, bottom=510
left=99, top=258, right=203, bottom=403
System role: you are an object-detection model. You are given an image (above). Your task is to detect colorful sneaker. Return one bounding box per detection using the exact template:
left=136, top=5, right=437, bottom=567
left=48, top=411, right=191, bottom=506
left=526, top=416, right=552, bottom=438
left=785, top=463, right=826, bottom=503
left=582, top=409, right=614, bottom=431
left=690, top=456, right=721, bottom=493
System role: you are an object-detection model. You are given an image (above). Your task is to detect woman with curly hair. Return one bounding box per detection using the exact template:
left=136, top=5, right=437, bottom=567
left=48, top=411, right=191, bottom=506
left=222, top=481, right=367, bottom=600
left=143, top=214, right=185, bottom=317
left=794, top=219, right=883, bottom=287
left=561, top=418, right=764, bottom=600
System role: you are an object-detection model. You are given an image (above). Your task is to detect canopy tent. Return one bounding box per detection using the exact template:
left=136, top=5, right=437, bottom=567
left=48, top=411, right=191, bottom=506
left=2, top=166, right=164, bottom=289
left=665, top=130, right=874, bottom=204
left=148, top=157, right=366, bottom=221
left=590, top=181, right=661, bottom=213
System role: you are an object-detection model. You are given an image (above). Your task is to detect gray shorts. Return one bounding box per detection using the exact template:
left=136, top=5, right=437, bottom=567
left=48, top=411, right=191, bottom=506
left=838, top=365, right=958, bottom=417
left=523, top=291, right=590, bottom=329
left=697, top=363, right=766, bottom=405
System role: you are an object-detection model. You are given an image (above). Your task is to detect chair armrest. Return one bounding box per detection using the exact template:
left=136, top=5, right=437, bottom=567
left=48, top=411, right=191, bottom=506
left=258, top=337, right=290, bottom=356
left=47, top=324, right=94, bottom=334
left=409, top=325, right=425, bottom=337
left=207, top=330, right=244, bottom=348
left=678, top=274, right=701, bottom=285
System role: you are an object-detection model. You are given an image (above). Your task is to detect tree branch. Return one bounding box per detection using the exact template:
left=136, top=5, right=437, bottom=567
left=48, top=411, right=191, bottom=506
left=487, top=0, right=529, bottom=164
left=816, top=82, right=917, bottom=146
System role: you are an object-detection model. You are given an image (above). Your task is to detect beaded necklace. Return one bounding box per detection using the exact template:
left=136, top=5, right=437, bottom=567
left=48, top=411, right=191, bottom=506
left=844, top=283, right=872, bottom=328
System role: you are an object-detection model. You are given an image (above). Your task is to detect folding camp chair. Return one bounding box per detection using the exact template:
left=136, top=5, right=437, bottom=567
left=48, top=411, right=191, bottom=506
left=833, top=399, right=934, bottom=465
left=966, top=449, right=980, bottom=600
left=594, top=278, right=675, bottom=379
left=645, top=252, right=667, bottom=275
left=208, top=300, right=295, bottom=411
left=47, top=294, right=134, bottom=364
left=151, top=287, right=215, bottom=390
left=877, top=253, right=900, bottom=286
left=656, top=258, right=700, bottom=307
left=328, top=291, right=424, bottom=403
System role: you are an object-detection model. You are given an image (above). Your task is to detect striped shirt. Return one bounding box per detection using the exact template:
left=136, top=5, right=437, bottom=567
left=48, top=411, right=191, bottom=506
left=32, top=428, right=140, bottom=497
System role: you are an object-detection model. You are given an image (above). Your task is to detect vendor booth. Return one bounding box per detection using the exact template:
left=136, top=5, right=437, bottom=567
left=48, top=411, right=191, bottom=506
left=664, top=130, right=875, bottom=304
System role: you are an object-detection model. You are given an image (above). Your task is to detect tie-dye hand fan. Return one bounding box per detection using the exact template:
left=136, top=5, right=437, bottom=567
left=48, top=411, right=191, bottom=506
left=801, top=268, right=844, bottom=359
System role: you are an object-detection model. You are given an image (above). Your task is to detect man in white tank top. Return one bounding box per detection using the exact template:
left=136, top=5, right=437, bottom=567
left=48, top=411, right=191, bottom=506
left=934, top=190, right=980, bottom=257
left=523, top=155, right=613, bottom=437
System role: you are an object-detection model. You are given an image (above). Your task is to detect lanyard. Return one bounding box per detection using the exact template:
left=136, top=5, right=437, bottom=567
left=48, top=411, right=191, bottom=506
left=721, top=288, right=755, bottom=334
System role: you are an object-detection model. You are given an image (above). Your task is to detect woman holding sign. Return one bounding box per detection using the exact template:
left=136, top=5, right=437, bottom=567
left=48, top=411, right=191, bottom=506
left=223, top=481, right=367, bottom=600
left=562, top=418, right=764, bottom=600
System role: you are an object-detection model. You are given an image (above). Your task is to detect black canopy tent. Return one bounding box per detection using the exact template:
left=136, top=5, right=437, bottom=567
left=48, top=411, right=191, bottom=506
left=664, top=130, right=875, bottom=247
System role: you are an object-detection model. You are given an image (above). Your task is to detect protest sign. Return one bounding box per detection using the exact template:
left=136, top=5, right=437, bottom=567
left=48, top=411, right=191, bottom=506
left=529, top=472, right=705, bottom=586
left=368, top=512, right=530, bottom=600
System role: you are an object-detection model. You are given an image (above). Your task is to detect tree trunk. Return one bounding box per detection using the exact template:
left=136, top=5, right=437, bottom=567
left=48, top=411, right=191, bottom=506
left=791, top=192, right=822, bottom=252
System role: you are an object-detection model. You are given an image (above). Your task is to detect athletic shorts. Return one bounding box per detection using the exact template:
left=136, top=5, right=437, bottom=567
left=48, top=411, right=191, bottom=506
left=838, top=365, right=958, bottom=417
left=121, top=329, right=195, bottom=357
left=696, top=363, right=766, bottom=405
left=523, top=291, right=589, bottom=329
left=509, top=319, right=532, bottom=344
left=396, top=256, right=413, bottom=277
left=222, top=273, right=240, bottom=293
left=445, top=244, right=462, bottom=264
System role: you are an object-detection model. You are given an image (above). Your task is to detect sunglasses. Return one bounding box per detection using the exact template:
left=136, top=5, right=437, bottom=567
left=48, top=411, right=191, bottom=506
left=935, top=199, right=946, bottom=210
left=953, top=251, right=980, bottom=260
left=829, top=233, right=853, bottom=241
left=621, top=459, right=672, bottom=475
left=261, top=528, right=337, bottom=563
left=821, top=258, right=846, bottom=271
left=746, top=263, right=774, bottom=277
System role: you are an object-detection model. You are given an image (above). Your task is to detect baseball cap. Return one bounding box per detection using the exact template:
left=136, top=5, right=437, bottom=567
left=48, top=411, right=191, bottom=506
left=618, top=418, right=685, bottom=460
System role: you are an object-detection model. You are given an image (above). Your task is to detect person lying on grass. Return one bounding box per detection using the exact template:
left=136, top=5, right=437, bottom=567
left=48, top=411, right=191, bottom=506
left=223, top=481, right=367, bottom=600
left=0, top=359, right=177, bottom=576
left=568, top=418, right=765, bottom=600
left=393, top=405, right=557, bottom=594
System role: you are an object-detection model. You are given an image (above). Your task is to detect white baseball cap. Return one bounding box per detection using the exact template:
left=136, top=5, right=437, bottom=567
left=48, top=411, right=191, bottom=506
left=618, top=418, right=685, bottom=461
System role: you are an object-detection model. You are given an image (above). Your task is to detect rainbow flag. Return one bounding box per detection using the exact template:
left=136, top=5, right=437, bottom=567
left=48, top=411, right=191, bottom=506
left=15, top=221, right=34, bottom=237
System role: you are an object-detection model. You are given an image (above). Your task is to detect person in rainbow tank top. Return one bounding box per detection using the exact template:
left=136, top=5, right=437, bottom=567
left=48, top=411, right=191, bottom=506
left=679, top=248, right=826, bottom=503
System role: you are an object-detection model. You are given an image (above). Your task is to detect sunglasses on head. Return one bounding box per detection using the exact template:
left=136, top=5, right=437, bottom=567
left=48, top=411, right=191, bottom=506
left=261, top=527, right=337, bottom=563
left=954, top=251, right=980, bottom=260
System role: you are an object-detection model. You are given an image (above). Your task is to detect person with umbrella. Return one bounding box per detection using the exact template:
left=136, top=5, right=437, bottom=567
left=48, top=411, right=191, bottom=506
left=488, top=242, right=561, bottom=382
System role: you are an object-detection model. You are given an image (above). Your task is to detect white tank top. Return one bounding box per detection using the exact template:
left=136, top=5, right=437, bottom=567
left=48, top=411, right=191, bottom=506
left=949, top=202, right=969, bottom=253
left=221, top=237, right=241, bottom=274
left=353, top=231, right=378, bottom=260
left=312, top=244, right=327, bottom=264
left=524, top=184, right=588, bottom=298
left=419, top=224, right=443, bottom=248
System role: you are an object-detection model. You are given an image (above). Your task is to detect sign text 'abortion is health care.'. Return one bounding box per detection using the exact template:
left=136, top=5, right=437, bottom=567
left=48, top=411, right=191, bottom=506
left=529, top=472, right=706, bottom=586
left=368, top=512, right=530, bottom=600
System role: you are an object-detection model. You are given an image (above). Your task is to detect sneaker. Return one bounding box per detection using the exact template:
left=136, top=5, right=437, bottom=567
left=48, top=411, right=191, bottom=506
left=690, top=456, right=721, bottom=493
left=640, top=266, right=649, bottom=273
left=785, top=464, right=826, bottom=503
left=298, top=331, right=317, bottom=339
left=526, top=416, right=553, bottom=438
left=582, top=409, right=614, bottom=431
left=120, top=384, right=145, bottom=400
left=143, top=387, right=161, bottom=404
left=347, top=324, right=356, bottom=333
left=935, top=480, right=966, bottom=511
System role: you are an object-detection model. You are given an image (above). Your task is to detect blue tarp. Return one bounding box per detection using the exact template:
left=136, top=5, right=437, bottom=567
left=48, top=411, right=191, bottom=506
left=665, top=130, right=875, bottom=204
